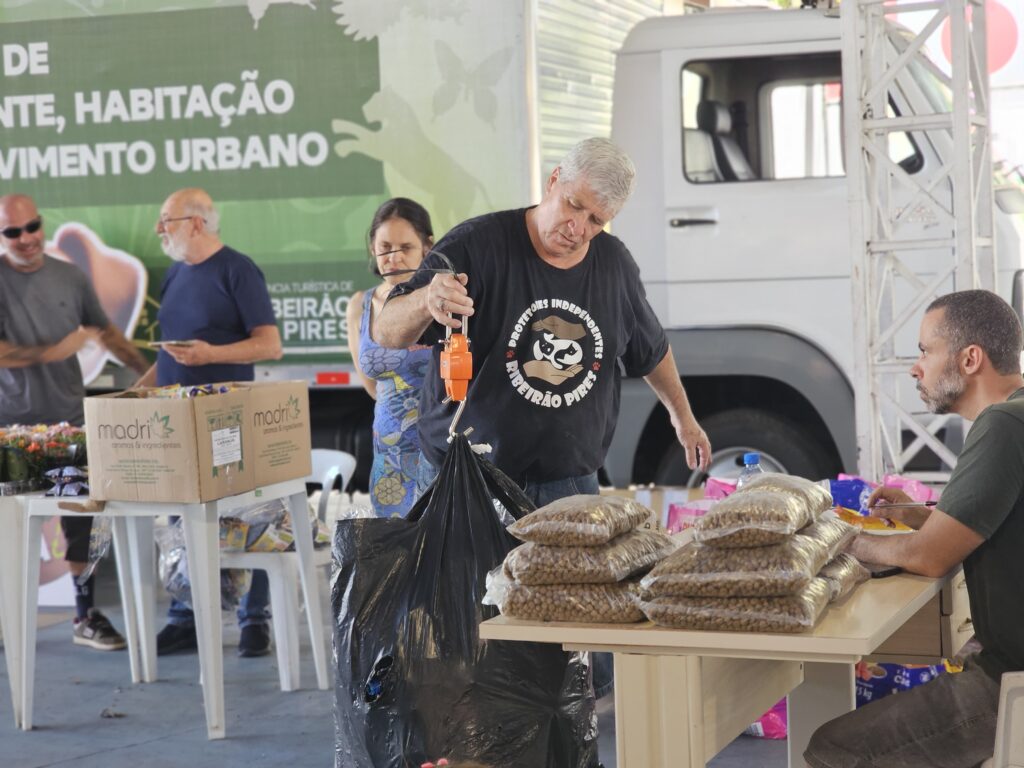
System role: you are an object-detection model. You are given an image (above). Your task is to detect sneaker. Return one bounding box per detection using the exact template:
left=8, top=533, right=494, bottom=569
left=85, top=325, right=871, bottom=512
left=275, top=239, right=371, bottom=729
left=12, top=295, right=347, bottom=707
left=156, top=622, right=197, bottom=656
left=72, top=609, right=127, bottom=651
left=238, top=623, right=271, bottom=658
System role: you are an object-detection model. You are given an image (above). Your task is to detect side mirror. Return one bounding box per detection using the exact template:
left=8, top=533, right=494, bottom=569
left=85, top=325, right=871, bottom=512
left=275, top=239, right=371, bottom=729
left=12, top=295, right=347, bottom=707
left=995, top=186, right=1024, bottom=215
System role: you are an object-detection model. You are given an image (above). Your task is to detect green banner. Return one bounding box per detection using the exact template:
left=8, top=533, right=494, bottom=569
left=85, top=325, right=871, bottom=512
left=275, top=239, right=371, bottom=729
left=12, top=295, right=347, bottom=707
left=0, top=7, right=382, bottom=206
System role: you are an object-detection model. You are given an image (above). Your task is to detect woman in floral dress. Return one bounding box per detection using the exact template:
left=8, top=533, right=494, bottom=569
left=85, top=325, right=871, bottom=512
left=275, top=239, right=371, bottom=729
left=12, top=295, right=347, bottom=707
left=346, top=198, right=434, bottom=516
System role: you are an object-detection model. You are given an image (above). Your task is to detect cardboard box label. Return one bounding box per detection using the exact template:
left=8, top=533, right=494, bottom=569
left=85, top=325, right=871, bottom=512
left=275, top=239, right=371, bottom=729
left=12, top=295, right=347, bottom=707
left=249, top=382, right=312, bottom=485
left=211, top=426, right=242, bottom=467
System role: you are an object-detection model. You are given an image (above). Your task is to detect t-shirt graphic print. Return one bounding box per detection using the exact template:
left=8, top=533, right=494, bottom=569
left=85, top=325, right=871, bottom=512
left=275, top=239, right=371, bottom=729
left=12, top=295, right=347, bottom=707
left=506, top=299, right=604, bottom=409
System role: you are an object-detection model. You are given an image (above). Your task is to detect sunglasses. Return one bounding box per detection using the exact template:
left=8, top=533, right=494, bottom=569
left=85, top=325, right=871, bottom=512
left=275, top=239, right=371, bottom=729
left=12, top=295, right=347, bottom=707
left=1, top=217, right=43, bottom=240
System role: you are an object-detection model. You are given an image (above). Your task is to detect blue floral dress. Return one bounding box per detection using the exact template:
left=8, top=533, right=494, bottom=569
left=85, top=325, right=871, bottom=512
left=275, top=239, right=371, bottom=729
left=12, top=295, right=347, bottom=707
left=358, top=288, right=431, bottom=517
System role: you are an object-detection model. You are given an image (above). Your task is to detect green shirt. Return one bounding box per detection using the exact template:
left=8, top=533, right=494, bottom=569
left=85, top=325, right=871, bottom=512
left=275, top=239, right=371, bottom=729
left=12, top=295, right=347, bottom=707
left=938, top=387, right=1024, bottom=680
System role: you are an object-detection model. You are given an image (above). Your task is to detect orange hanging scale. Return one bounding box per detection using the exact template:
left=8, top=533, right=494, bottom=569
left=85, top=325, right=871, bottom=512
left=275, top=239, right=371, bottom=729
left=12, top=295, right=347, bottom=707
left=439, top=313, right=472, bottom=440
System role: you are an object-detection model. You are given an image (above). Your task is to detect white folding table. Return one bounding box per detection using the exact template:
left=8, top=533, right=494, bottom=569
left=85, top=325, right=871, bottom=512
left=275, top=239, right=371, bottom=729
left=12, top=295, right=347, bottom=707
left=0, top=479, right=326, bottom=739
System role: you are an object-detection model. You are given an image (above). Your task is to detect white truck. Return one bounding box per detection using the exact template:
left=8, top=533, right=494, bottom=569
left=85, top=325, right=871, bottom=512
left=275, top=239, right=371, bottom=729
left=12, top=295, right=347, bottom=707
left=604, top=7, right=1024, bottom=487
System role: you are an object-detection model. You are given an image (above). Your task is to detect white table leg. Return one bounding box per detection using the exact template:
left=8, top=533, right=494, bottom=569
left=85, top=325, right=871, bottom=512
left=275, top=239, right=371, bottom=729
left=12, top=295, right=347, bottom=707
left=111, top=517, right=141, bottom=684
left=288, top=490, right=328, bottom=690
left=181, top=502, right=225, bottom=740
left=787, top=661, right=856, bottom=767
left=19, top=512, right=45, bottom=731
left=126, top=517, right=157, bottom=682
left=0, top=497, right=25, bottom=728
left=613, top=653, right=704, bottom=767
left=267, top=556, right=301, bottom=691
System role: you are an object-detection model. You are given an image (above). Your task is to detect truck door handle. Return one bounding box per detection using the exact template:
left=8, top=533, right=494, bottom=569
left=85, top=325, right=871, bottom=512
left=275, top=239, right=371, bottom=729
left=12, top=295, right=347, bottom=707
left=670, top=218, right=717, bottom=227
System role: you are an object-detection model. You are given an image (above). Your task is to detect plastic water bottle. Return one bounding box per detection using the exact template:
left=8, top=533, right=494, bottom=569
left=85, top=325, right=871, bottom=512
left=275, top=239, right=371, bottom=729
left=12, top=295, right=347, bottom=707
left=736, top=452, right=764, bottom=488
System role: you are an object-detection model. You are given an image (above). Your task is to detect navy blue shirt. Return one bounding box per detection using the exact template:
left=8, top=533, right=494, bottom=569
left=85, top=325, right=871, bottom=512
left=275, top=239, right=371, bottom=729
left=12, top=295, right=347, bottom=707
left=156, top=246, right=276, bottom=386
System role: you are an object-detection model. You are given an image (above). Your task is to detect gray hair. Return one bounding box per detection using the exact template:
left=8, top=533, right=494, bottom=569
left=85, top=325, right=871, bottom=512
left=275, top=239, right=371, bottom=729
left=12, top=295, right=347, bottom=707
left=181, top=198, right=220, bottom=234
left=557, top=137, right=636, bottom=214
left=927, top=290, right=1023, bottom=375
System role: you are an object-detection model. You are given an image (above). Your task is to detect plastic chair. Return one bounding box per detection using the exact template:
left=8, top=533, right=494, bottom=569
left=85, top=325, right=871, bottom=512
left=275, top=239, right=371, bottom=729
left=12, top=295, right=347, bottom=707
left=981, top=671, right=1024, bottom=768
left=220, top=449, right=356, bottom=692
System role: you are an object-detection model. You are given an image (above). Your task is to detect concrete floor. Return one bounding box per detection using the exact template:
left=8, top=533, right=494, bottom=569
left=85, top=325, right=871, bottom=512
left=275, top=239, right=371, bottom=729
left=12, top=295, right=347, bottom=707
left=0, top=568, right=786, bottom=768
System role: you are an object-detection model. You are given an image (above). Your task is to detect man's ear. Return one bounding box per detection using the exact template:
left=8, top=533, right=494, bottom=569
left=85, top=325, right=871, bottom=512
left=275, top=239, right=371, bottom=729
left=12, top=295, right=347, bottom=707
left=961, top=344, right=984, bottom=375
left=546, top=167, right=560, bottom=193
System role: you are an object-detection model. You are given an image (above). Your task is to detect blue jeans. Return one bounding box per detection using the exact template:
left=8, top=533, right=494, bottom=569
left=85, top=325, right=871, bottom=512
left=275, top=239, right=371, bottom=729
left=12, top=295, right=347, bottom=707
left=415, top=453, right=614, bottom=699
left=167, top=569, right=270, bottom=629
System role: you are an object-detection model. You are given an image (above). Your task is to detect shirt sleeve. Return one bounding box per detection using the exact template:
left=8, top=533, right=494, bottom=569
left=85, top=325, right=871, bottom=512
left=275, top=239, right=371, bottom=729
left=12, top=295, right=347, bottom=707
left=617, top=253, right=668, bottom=377
left=230, top=258, right=277, bottom=332
left=387, top=225, right=474, bottom=347
left=76, top=271, right=111, bottom=329
left=937, top=408, right=1024, bottom=539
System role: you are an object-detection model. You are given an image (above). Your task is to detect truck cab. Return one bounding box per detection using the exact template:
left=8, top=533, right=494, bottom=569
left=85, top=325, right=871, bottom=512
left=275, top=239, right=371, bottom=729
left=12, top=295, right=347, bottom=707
left=607, top=8, right=1024, bottom=486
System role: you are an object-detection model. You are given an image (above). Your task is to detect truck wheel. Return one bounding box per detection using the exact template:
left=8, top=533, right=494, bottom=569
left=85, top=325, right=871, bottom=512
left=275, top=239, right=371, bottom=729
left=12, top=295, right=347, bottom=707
left=653, top=408, right=835, bottom=487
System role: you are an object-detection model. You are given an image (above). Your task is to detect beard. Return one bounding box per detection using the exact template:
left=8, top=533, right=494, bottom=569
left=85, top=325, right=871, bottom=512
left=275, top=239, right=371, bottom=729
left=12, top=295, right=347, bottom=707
left=2, top=247, right=42, bottom=270
left=160, top=234, right=188, bottom=263
left=917, top=359, right=966, bottom=414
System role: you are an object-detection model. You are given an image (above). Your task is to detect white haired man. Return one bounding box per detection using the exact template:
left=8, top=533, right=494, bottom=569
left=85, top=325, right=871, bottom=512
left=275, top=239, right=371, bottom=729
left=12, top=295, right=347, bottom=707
left=137, top=187, right=283, bottom=658
left=376, top=137, right=711, bottom=698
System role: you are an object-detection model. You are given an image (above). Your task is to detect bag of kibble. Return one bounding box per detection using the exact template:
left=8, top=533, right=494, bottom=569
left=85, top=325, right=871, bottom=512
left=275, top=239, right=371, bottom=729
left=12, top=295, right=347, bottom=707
left=693, top=491, right=812, bottom=548
left=800, top=517, right=858, bottom=561
left=503, top=529, right=677, bottom=585
left=640, top=578, right=831, bottom=633
left=736, top=473, right=833, bottom=517
left=485, top=567, right=644, bottom=623
left=819, top=552, right=871, bottom=602
left=507, top=495, right=652, bottom=547
left=640, top=535, right=829, bottom=599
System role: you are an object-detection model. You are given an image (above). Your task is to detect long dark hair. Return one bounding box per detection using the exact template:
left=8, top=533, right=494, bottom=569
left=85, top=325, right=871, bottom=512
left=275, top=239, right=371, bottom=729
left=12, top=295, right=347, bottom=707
left=367, top=197, right=434, bottom=276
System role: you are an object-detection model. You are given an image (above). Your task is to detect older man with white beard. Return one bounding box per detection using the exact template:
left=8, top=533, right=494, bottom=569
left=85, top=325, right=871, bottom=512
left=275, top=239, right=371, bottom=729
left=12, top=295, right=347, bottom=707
left=0, top=193, right=149, bottom=652
left=805, top=289, right=1024, bottom=768
left=138, top=187, right=283, bottom=658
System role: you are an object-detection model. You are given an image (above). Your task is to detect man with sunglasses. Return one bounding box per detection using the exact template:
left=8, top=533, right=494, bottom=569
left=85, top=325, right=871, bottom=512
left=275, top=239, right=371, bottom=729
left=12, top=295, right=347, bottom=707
left=0, top=193, right=149, bottom=652
left=136, top=187, right=283, bottom=659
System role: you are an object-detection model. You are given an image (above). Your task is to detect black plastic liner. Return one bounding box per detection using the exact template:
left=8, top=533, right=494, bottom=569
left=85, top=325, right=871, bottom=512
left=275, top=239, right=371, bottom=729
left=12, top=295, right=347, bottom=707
left=332, top=435, right=597, bottom=768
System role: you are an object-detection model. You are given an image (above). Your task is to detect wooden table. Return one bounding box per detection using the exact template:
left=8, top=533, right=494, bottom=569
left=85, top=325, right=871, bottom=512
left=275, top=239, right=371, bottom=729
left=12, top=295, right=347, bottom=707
left=480, top=572, right=952, bottom=767
left=0, top=479, right=325, bottom=739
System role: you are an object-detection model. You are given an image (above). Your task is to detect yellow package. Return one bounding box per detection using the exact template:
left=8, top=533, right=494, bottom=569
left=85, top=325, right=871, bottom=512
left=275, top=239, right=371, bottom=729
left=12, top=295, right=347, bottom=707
left=835, top=506, right=912, bottom=532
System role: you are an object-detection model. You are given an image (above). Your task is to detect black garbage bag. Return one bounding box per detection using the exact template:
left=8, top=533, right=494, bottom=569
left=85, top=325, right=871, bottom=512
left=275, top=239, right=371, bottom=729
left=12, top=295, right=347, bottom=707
left=332, top=434, right=597, bottom=768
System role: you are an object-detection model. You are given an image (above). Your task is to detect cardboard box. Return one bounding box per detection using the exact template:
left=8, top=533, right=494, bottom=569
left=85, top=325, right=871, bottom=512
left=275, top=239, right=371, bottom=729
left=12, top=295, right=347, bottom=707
left=85, top=381, right=312, bottom=503
left=600, top=485, right=703, bottom=530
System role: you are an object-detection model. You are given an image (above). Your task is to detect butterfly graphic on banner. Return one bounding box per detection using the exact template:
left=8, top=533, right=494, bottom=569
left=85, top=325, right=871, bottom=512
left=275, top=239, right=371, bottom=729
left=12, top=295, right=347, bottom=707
left=433, top=41, right=514, bottom=125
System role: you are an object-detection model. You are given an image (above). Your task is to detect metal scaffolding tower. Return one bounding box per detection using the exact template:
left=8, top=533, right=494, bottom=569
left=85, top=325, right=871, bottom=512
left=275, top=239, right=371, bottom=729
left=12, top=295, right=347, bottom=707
left=842, top=0, right=995, bottom=482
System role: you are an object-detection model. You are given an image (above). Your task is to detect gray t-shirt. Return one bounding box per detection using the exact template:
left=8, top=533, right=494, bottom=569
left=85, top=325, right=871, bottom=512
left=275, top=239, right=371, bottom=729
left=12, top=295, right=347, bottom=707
left=0, top=255, right=109, bottom=426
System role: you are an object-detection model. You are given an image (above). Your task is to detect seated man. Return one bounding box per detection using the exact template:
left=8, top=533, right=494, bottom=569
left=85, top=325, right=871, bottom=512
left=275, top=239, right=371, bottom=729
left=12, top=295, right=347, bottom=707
left=805, top=289, right=1024, bottom=768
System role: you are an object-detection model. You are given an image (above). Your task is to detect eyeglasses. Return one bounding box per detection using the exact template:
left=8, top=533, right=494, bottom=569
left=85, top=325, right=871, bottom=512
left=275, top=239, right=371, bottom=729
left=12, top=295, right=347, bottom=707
left=158, top=215, right=201, bottom=228
left=1, top=217, right=43, bottom=240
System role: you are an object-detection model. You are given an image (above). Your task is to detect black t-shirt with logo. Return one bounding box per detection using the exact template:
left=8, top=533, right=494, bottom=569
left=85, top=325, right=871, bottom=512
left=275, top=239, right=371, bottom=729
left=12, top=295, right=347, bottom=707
left=938, top=387, right=1024, bottom=680
left=392, top=208, right=668, bottom=484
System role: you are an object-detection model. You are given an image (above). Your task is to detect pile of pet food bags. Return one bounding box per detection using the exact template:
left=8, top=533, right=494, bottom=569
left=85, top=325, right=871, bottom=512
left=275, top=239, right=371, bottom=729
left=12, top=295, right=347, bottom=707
left=488, top=475, right=872, bottom=634
left=486, top=495, right=677, bottom=623
left=641, top=474, right=869, bottom=633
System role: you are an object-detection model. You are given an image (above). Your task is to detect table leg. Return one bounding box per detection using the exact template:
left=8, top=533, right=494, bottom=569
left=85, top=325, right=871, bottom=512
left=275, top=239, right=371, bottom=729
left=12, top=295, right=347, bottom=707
left=19, top=513, right=44, bottom=731
left=0, top=497, right=24, bottom=728
left=613, top=653, right=704, bottom=767
left=288, top=490, right=328, bottom=690
left=111, top=518, right=141, bottom=684
left=787, top=661, right=855, bottom=767
left=181, top=503, right=225, bottom=740
left=126, top=517, right=157, bottom=682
